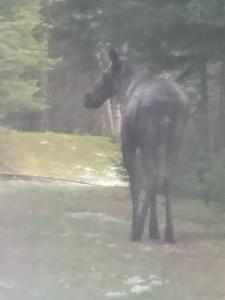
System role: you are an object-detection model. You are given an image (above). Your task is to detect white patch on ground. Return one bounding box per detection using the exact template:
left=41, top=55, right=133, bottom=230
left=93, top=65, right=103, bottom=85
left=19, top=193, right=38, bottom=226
left=149, top=275, right=165, bottom=288
left=83, top=167, right=95, bottom=173
left=41, top=140, right=50, bottom=145
left=83, top=232, right=101, bottom=238
left=79, top=169, right=101, bottom=183
left=140, top=245, right=153, bottom=252
left=150, top=280, right=164, bottom=288
left=163, top=244, right=184, bottom=254
left=122, top=274, right=168, bottom=295
left=95, top=152, right=106, bottom=158
left=107, top=243, right=117, bottom=248
left=0, top=281, right=12, bottom=289
left=75, top=165, right=83, bottom=169
left=103, top=167, right=118, bottom=179
left=65, top=211, right=128, bottom=225
left=62, top=162, right=128, bottom=186
left=76, top=165, right=128, bottom=187
left=105, top=291, right=127, bottom=298
left=58, top=278, right=71, bottom=289
left=93, top=179, right=128, bottom=187
left=84, top=167, right=94, bottom=172
left=130, top=285, right=151, bottom=294
left=123, top=276, right=145, bottom=286
left=58, top=278, right=66, bottom=284
left=122, top=254, right=132, bottom=259
left=72, top=147, right=77, bottom=150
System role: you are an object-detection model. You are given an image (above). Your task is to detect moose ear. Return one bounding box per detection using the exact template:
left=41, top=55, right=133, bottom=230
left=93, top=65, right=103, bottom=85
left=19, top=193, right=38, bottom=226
left=108, top=47, right=121, bottom=73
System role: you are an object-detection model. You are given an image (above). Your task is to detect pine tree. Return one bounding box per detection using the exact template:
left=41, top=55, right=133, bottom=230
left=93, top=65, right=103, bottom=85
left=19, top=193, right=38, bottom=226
left=0, top=0, right=50, bottom=115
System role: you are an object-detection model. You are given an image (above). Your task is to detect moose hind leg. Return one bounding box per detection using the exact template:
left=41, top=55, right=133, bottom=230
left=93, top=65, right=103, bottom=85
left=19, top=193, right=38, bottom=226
left=163, top=141, right=180, bottom=243
left=122, top=141, right=141, bottom=241
left=141, top=147, right=160, bottom=240
left=149, top=180, right=160, bottom=239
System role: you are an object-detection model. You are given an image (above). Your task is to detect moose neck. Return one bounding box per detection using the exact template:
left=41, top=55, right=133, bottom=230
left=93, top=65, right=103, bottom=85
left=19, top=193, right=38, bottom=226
left=117, top=66, right=151, bottom=112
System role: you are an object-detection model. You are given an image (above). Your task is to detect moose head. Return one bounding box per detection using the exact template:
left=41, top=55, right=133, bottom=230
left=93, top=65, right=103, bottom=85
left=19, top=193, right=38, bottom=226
left=84, top=47, right=123, bottom=109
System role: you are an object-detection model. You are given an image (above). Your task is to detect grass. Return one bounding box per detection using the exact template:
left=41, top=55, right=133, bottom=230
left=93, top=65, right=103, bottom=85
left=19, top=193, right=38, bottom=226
left=0, top=180, right=225, bottom=300
left=0, top=129, right=121, bottom=184
left=0, top=129, right=225, bottom=299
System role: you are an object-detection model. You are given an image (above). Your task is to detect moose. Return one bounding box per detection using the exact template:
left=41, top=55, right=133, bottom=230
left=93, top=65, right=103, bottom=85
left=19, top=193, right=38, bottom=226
left=84, top=47, right=189, bottom=243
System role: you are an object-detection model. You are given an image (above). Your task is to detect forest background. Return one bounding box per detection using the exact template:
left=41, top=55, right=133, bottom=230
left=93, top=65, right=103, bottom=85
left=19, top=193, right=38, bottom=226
left=1, top=0, right=225, bottom=204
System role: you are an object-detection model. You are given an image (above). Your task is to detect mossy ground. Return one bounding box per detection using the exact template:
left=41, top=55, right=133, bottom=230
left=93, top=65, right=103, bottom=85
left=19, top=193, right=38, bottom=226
left=0, top=129, right=121, bottom=184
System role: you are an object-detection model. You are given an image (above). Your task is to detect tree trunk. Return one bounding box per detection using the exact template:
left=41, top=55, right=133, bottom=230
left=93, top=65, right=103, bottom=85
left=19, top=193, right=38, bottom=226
left=106, top=100, right=115, bottom=136
left=114, top=102, right=121, bottom=137
left=198, top=60, right=211, bottom=205
left=100, top=99, right=122, bottom=137
left=218, top=59, right=225, bottom=150
left=199, top=60, right=210, bottom=153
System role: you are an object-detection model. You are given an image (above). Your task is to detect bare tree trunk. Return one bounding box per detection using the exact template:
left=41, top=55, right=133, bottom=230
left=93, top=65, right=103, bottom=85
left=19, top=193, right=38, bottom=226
left=106, top=100, right=115, bottom=136
left=101, top=99, right=121, bottom=137
left=199, top=60, right=210, bottom=153
left=198, top=60, right=211, bottom=205
left=114, top=103, right=121, bottom=136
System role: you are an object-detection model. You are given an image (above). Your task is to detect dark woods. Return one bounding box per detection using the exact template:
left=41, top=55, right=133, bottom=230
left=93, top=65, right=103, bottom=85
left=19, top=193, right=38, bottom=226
left=1, top=1, right=225, bottom=206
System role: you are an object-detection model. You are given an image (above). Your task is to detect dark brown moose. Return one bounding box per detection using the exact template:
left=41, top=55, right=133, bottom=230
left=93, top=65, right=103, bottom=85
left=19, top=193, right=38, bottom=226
left=84, top=47, right=188, bottom=243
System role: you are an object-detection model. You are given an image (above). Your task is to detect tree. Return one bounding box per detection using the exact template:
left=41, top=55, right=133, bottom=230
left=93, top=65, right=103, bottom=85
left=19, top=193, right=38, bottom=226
left=0, top=0, right=50, bottom=117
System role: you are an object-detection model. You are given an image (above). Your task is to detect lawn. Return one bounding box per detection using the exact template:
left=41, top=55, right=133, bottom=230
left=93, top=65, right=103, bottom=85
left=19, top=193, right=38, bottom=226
left=0, top=180, right=225, bottom=300
left=0, top=129, right=121, bottom=185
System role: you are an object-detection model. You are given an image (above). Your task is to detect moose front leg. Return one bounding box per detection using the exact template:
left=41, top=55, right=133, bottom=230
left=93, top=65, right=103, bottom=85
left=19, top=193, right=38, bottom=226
left=127, top=160, right=141, bottom=241
left=136, top=176, right=160, bottom=241
left=163, top=140, right=181, bottom=243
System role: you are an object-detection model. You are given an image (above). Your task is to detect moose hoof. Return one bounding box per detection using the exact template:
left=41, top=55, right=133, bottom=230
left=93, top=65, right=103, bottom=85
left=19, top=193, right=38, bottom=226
left=149, top=223, right=160, bottom=240
left=131, top=236, right=142, bottom=242
left=131, top=231, right=142, bottom=242
left=164, top=235, right=176, bottom=244
left=149, top=231, right=160, bottom=240
left=164, top=224, right=176, bottom=244
left=131, top=227, right=143, bottom=242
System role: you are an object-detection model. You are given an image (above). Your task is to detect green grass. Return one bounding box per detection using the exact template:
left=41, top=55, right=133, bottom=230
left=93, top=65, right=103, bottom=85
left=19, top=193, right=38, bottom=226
left=0, top=181, right=225, bottom=300
left=0, top=129, right=120, bottom=183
